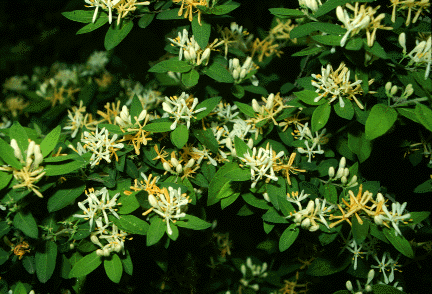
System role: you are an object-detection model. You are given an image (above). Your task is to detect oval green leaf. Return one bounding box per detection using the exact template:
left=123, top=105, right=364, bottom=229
left=104, top=254, right=123, bottom=284
left=69, top=251, right=102, bottom=278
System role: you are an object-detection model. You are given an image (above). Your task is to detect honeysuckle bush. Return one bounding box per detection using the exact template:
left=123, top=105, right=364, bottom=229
left=0, top=0, right=431, bottom=293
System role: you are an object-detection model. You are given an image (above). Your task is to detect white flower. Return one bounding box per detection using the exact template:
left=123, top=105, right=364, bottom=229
left=381, top=202, right=411, bottom=236
left=286, top=190, right=310, bottom=210
left=80, top=126, right=124, bottom=167
left=229, top=56, right=259, bottom=86
left=148, top=187, right=191, bottom=235
left=336, top=6, right=371, bottom=47
left=238, top=144, right=284, bottom=188
left=73, top=187, right=120, bottom=230
left=371, top=252, right=401, bottom=284
left=297, top=140, right=324, bottom=162
left=162, top=92, right=206, bottom=130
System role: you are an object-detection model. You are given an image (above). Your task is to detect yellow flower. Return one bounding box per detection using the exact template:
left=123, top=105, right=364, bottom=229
left=173, top=0, right=208, bottom=25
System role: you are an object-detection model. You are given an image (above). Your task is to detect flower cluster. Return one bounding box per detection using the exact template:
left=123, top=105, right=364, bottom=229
left=73, top=187, right=121, bottom=230
left=228, top=56, right=259, bottom=86
left=144, top=186, right=192, bottom=235
left=0, top=139, right=46, bottom=198
left=71, top=126, right=124, bottom=167
left=238, top=143, right=284, bottom=188
left=239, top=257, right=268, bottom=292
left=84, top=0, right=150, bottom=25
left=311, top=62, right=374, bottom=109
left=399, top=33, right=431, bottom=79
left=162, top=92, right=206, bottom=130
left=63, top=100, right=99, bottom=138
left=91, top=217, right=128, bottom=257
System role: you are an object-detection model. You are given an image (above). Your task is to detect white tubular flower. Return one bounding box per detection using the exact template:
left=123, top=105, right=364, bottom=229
left=286, top=190, right=310, bottom=210
left=10, top=139, right=23, bottom=162
left=371, top=252, right=401, bottom=284
left=162, top=92, right=206, bottom=130
left=115, top=105, right=132, bottom=128
left=238, top=143, right=283, bottom=188
left=312, top=62, right=367, bottom=109
left=399, top=33, right=407, bottom=53
left=81, top=126, right=124, bottom=167
left=337, top=5, right=370, bottom=47
left=381, top=202, right=411, bottom=236
left=229, top=56, right=259, bottom=85
left=148, top=187, right=191, bottom=235
left=85, top=0, right=103, bottom=23
left=73, top=187, right=120, bottom=230
left=297, top=140, right=324, bottom=162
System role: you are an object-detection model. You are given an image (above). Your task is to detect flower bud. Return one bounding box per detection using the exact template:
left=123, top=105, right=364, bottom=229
left=252, top=99, right=261, bottom=113
left=391, top=85, right=398, bottom=95
left=185, top=158, right=195, bottom=169
left=328, top=166, right=335, bottom=178
left=265, top=93, right=275, bottom=109
left=27, top=140, right=35, bottom=160
left=170, top=157, right=179, bottom=168
left=242, top=56, right=252, bottom=70
left=183, top=49, right=191, bottom=61
left=162, top=102, right=172, bottom=113
left=339, top=157, right=346, bottom=169
left=263, top=192, right=270, bottom=202
left=250, top=284, right=259, bottom=291
left=232, top=68, right=240, bottom=80
left=306, top=200, right=315, bottom=213
left=232, top=58, right=240, bottom=69
left=294, top=213, right=303, bottom=224
left=247, top=138, right=254, bottom=149
left=103, top=248, right=111, bottom=257
left=347, top=175, right=358, bottom=187
left=301, top=218, right=311, bottom=228
left=137, top=109, right=147, bottom=122
left=367, top=269, right=375, bottom=283
left=374, top=214, right=384, bottom=225
left=96, top=249, right=104, bottom=256
left=10, top=139, right=23, bottom=162
left=148, top=194, right=159, bottom=208
left=365, top=285, right=373, bottom=292
left=399, top=33, right=406, bottom=53
left=163, top=161, right=172, bottom=172
left=335, top=167, right=344, bottom=179
left=201, top=48, right=211, bottom=63
left=309, top=224, right=320, bottom=232
left=336, top=6, right=346, bottom=23
left=341, top=175, right=348, bottom=184
left=33, top=144, right=43, bottom=168
left=70, top=243, right=75, bottom=250
left=376, top=193, right=384, bottom=203
left=346, top=280, right=353, bottom=291
left=404, top=84, right=414, bottom=97
left=240, top=68, right=247, bottom=79
left=176, top=163, right=183, bottom=174
left=343, top=167, right=350, bottom=177
left=385, top=81, right=392, bottom=93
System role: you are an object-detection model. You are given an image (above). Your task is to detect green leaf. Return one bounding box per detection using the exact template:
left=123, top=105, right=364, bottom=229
left=193, top=128, right=219, bottom=153
left=0, top=222, right=10, bottom=239
left=364, top=40, right=388, bottom=59
left=311, top=35, right=343, bottom=46
left=146, top=217, right=166, bottom=246
left=62, top=10, right=95, bottom=23
left=243, top=85, right=269, bottom=96
left=0, top=137, right=23, bottom=169
left=307, top=256, right=351, bottom=276
left=35, top=241, right=57, bottom=283
left=121, top=249, right=133, bottom=276
left=290, top=22, right=346, bottom=39
left=383, top=228, right=414, bottom=258
left=311, top=103, right=331, bottom=132
left=232, top=84, right=245, bottom=98
left=294, top=90, right=324, bottom=105
left=104, top=20, right=134, bottom=50
left=242, top=193, right=271, bottom=210
left=171, top=124, right=189, bottom=149
left=262, top=207, right=288, bottom=224
left=119, top=215, right=149, bottom=235
left=208, top=162, right=239, bottom=205
left=76, top=16, right=108, bottom=34
left=333, top=99, right=354, bottom=120
left=0, top=171, right=12, bottom=190
left=322, top=183, right=338, bottom=203
left=98, top=124, right=123, bottom=135
left=181, top=69, right=200, bottom=88
left=12, top=282, right=27, bottom=294
left=345, top=38, right=363, bottom=50
left=352, top=218, right=369, bottom=245
left=44, top=159, right=88, bottom=176
left=221, top=192, right=240, bottom=209
left=291, top=46, right=325, bottom=57
left=156, top=9, right=184, bottom=20
left=414, top=179, right=432, bottom=193
left=203, top=62, right=234, bottom=83
left=266, top=178, right=287, bottom=211
left=348, top=132, right=372, bottom=163
left=175, top=214, right=211, bottom=230
left=192, top=16, right=211, bottom=49
left=279, top=224, right=299, bottom=252
left=397, top=108, right=419, bottom=123
left=40, top=125, right=61, bottom=158
left=365, top=104, right=397, bottom=140
left=194, top=96, right=221, bottom=120
left=223, top=165, right=251, bottom=182
left=269, top=8, right=305, bottom=18
left=143, top=122, right=173, bottom=132
left=148, top=59, right=193, bottom=73
left=415, top=103, right=432, bottom=132
left=69, top=251, right=102, bottom=278
left=211, top=2, right=240, bottom=15
left=234, top=101, right=256, bottom=117
left=117, top=192, right=140, bottom=214
left=13, top=212, right=38, bottom=239
left=47, top=181, right=85, bottom=212
left=22, top=256, right=36, bottom=274
left=104, top=254, right=123, bottom=284
left=234, top=136, right=252, bottom=158
left=314, top=0, right=375, bottom=18
left=138, top=13, right=155, bottom=29
left=409, top=211, right=430, bottom=225
left=216, top=181, right=239, bottom=199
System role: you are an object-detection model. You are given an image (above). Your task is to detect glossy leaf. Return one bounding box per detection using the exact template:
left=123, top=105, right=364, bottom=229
left=35, top=241, right=57, bottom=283
left=171, top=124, right=189, bottom=149
left=383, top=228, right=414, bottom=258
left=104, top=20, right=134, bottom=51
left=149, top=59, right=193, bottom=73
left=311, top=103, right=331, bottom=132
left=104, top=254, right=123, bottom=284
left=279, top=224, right=299, bottom=252
left=192, top=16, right=211, bottom=49
left=47, top=181, right=85, bottom=212
left=146, top=217, right=166, bottom=246
left=365, top=104, right=397, bottom=140
left=69, top=251, right=102, bottom=278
